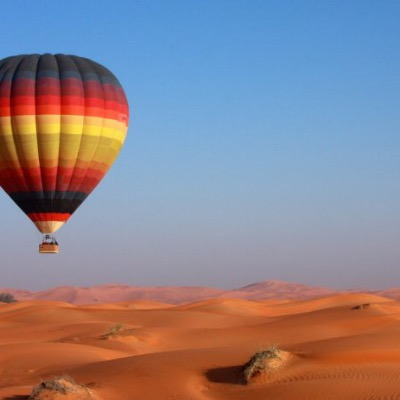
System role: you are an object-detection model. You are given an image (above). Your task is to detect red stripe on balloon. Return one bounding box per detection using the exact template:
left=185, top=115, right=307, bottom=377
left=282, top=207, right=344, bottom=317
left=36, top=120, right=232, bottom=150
left=0, top=165, right=108, bottom=195
left=28, top=212, right=70, bottom=222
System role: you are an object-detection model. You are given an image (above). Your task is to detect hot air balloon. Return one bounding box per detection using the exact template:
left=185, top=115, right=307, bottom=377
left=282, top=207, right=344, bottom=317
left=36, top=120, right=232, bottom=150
left=0, top=54, right=129, bottom=253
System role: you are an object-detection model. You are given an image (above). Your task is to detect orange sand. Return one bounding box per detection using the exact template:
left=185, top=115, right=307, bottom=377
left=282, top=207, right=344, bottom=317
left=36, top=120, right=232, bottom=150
left=0, top=293, right=400, bottom=399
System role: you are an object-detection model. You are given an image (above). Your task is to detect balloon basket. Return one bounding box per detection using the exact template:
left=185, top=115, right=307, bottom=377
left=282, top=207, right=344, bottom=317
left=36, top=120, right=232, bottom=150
left=39, top=235, right=59, bottom=254
left=39, top=243, right=59, bottom=254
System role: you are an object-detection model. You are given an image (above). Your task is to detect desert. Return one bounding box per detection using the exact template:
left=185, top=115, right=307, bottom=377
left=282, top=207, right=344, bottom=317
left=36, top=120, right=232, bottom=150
left=0, top=2, right=398, bottom=399
left=1, top=282, right=400, bottom=399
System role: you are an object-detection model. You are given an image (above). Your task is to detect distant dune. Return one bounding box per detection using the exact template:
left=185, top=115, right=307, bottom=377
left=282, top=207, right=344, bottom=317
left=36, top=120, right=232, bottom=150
left=1, top=290, right=400, bottom=399
left=1, top=280, right=399, bottom=305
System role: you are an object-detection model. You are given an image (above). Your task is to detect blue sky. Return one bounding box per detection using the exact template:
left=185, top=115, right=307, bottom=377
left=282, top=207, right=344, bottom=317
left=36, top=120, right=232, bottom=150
left=0, top=0, right=399, bottom=290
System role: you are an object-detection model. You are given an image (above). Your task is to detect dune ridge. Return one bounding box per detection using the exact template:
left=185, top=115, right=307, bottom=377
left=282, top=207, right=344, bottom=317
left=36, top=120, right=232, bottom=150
left=2, top=280, right=400, bottom=305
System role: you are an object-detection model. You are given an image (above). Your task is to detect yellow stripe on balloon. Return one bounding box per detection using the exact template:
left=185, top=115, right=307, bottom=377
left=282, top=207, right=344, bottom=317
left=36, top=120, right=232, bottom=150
left=11, top=115, right=37, bottom=135
left=37, top=134, right=60, bottom=168
left=0, top=115, right=127, bottom=142
left=12, top=134, right=40, bottom=167
left=61, top=115, right=85, bottom=135
left=37, top=115, right=61, bottom=135
left=0, top=134, right=19, bottom=162
left=59, top=133, right=83, bottom=165
left=0, top=116, right=13, bottom=136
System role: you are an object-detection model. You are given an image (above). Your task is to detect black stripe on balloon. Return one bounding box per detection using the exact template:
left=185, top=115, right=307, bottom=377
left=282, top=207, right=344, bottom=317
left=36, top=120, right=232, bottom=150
left=10, top=191, right=88, bottom=214
left=0, top=54, right=122, bottom=85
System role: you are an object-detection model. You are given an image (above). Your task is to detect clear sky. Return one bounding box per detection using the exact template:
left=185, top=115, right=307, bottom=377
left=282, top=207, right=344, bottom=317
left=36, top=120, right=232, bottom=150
left=0, top=0, right=399, bottom=290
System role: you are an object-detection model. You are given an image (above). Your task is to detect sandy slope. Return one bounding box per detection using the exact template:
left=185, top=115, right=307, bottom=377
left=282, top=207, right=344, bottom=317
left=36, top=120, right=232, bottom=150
left=1, top=294, right=400, bottom=399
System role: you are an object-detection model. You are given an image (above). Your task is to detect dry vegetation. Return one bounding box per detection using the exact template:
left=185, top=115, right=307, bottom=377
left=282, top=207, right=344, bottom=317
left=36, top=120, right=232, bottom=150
left=29, top=375, right=93, bottom=399
left=242, top=345, right=283, bottom=384
left=352, top=303, right=371, bottom=310
left=101, top=323, right=124, bottom=339
left=0, top=293, right=16, bottom=303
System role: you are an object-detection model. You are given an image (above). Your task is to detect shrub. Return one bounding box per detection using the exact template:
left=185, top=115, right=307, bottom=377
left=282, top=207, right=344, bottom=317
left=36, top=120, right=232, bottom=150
left=352, top=303, right=370, bottom=310
left=29, top=375, right=91, bottom=399
left=102, top=323, right=124, bottom=339
left=242, top=345, right=281, bottom=384
left=0, top=293, right=16, bottom=303
left=30, top=375, right=76, bottom=398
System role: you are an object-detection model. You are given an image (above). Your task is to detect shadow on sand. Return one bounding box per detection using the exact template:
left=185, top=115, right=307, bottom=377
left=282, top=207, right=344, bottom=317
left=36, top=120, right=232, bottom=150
left=205, top=365, right=243, bottom=385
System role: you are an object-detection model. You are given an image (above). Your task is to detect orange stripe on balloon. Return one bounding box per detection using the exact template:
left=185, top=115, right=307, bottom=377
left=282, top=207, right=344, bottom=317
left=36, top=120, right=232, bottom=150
left=28, top=212, right=70, bottom=222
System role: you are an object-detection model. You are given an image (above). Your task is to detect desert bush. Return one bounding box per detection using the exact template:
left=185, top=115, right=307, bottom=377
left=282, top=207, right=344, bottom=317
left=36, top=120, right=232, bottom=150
left=0, top=292, right=16, bottom=303
left=102, top=323, right=124, bottom=339
left=242, top=345, right=281, bottom=384
left=352, top=303, right=370, bottom=310
left=30, top=375, right=77, bottom=398
left=29, top=375, right=91, bottom=399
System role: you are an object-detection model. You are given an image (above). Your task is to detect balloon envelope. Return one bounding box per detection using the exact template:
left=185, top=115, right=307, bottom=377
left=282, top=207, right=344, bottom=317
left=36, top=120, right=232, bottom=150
left=0, top=54, right=129, bottom=233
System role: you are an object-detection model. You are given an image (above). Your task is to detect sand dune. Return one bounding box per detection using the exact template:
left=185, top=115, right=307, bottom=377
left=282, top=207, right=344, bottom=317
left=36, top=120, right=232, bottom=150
left=3, top=280, right=400, bottom=306
left=0, top=284, right=228, bottom=305
left=0, top=291, right=399, bottom=399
